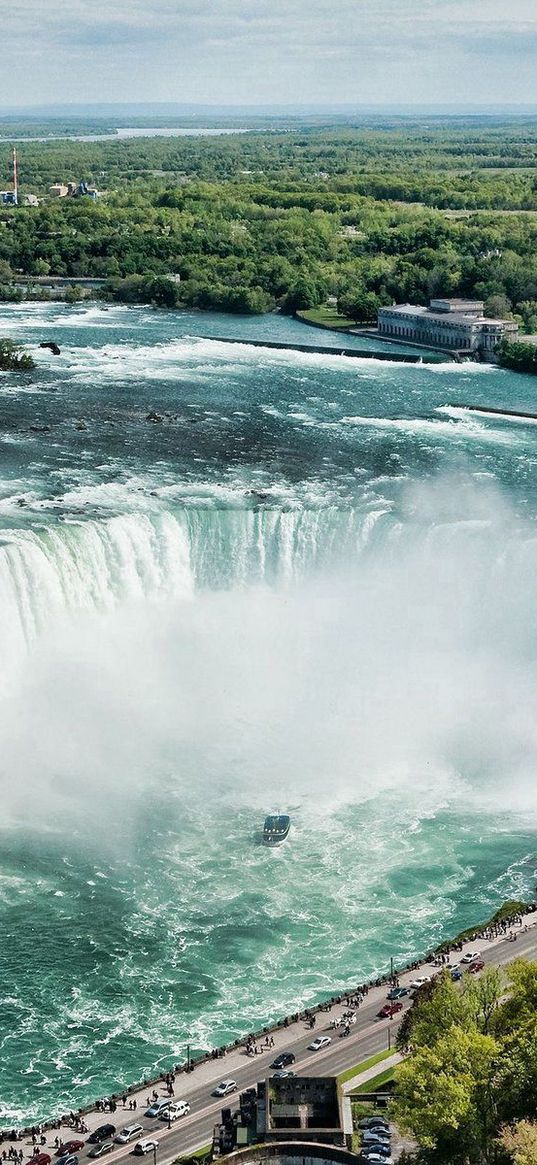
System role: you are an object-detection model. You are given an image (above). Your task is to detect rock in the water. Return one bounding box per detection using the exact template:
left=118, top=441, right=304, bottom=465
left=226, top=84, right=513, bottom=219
left=146, top=411, right=164, bottom=423
left=39, top=341, right=61, bottom=356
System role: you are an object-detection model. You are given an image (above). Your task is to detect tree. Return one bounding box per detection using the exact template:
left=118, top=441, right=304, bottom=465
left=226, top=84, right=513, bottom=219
left=464, top=967, right=503, bottom=1035
left=499, top=1121, right=537, bottom=1165
left=485, top=293, right=512, bottom=319
left=394, top=1026, right=499, bottom=1161
left=0, top=339, right=34, bottom=370
left=495, top=1018, right=537, bottom=1123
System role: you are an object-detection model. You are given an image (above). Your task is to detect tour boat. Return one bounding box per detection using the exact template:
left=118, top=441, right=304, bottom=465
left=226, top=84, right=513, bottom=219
left=262, top=815, right=290, bottom=846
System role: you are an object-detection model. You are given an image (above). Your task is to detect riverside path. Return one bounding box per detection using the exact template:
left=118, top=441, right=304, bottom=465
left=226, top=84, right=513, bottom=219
left=20, top=908, right=537, bottom=1165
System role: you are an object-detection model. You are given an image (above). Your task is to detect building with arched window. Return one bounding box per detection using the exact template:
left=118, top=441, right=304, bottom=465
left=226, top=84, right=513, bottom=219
left=377, top=298, right=518, bottom=359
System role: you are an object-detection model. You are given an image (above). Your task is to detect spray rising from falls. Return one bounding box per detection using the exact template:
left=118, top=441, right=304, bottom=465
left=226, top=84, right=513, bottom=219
left=0, top=506, right=390, bottom=680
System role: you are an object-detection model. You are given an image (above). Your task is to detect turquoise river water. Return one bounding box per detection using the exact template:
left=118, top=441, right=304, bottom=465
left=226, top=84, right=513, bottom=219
left=1, top=302, right=537, bottom=1124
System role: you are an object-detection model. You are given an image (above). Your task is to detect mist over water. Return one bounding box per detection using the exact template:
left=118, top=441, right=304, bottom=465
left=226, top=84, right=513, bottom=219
left=1, top=303, right=537, bottom=1123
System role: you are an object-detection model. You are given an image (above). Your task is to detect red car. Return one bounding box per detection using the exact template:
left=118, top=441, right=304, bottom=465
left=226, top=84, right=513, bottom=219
left=56, top=1144, right=85, bottom=1158
left=469, top=960, right=485, bottom=973
left=377, top=1001, right=404, bottom=1019
left=29, top=1156, right=51, bottom=1165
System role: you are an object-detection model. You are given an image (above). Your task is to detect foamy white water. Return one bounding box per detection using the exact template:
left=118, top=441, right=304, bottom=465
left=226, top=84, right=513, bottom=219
left=0, top=302, right=536, bottom=1125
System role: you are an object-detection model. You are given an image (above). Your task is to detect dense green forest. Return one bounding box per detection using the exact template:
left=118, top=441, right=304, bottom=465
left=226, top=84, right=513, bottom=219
left=1, top=119, right=537, bottom=324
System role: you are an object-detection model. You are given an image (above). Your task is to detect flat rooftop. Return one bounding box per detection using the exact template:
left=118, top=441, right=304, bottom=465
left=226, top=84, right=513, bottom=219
left=379, top=304, right=508, bottom=326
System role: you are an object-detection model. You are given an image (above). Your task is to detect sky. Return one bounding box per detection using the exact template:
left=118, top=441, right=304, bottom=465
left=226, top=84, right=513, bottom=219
left=2, top=0, right=537, bottom=109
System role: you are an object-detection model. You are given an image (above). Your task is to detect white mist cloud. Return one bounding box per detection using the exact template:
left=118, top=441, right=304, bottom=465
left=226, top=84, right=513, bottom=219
left=2, top=477, right=537, bottom=846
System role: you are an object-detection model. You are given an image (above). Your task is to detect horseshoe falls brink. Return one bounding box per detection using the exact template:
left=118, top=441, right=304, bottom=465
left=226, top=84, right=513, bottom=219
left=1, top=302, right=537, bottom=1124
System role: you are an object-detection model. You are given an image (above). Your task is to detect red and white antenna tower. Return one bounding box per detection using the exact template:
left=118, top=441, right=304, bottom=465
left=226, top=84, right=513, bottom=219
left=12, top=148, right=18, bottom=205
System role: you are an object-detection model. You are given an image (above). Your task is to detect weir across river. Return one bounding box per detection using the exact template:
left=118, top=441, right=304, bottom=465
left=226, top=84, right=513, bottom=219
left=198, top=335, right=454, bottom=364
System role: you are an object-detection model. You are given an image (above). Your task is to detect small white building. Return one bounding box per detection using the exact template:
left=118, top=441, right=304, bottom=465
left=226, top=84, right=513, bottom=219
left=378, top=298, right=518, bottom=360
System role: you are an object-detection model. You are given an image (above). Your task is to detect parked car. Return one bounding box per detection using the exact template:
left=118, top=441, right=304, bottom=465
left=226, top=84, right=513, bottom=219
left=270, top=1051, right=296, bottom=1069
left=461, top=951, right=481, bottom=964
left=308, top=1035, right=331, bottom=1051
left=88, top=1143, right=114, bottom=1159
left=410, top=976, right=431, bottom=990
left=115, top=1125, right=144, bottom=1145
left=377, top=1001, right=403, bottom=1018
left=212, top=1080, right=237, bottom=1098
left=162, top=1101, right=191, bottom=1121
left=362, top=1145, right=392, bottom=1158
left=451, top=968, right=462, bottom=981
left=363, top=1129, right=391, bottom=1142
left=88, top=1126, right=116, bottom=1145
left=271, top=1070, right=296, bottom=1078
left=359, top=1118, right=389, bottom=1130
left=29, top=1156, right=51, bottom=1165
left=145, top=1098, right=171, bottom=1118
left=56, top=1143, right=84, bottom=1157
left=362, top=1154, right=393, bottom=1165
left=469, top=960, right=485, bottom=973
left=134, top=1142, right=159, bottom=1157
left=58, top=1155, right=78, bottom=1165
left=387, top=987, right=408, bottom=1000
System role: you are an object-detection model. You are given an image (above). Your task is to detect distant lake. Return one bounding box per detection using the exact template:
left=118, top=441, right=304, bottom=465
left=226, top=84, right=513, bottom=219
left=0, top=127, right=249, bottom=142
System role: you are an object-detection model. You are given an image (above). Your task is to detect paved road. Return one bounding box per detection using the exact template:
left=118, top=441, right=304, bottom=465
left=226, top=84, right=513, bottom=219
left=30, top=912, right=537, bottom=1165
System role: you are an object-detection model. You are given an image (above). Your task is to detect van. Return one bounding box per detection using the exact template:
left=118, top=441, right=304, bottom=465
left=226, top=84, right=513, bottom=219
left=115, top=1125, right=144, bottom=1145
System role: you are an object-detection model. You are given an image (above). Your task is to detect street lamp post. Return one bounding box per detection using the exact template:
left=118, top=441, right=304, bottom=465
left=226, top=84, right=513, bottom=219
left=152, top=1144, right=157, bottom=1165
left=187, top=1043, right=191, bottom=1073
left=387, top=1020, right=392, bottom=1051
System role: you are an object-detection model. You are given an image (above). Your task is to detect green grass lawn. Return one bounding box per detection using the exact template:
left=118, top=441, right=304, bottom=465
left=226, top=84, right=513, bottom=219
left=336, top=1048, right=394, bottom=1088
left=297, top=306, right=356, bottom=330
left=353, top=1066, right=396, bottom=1094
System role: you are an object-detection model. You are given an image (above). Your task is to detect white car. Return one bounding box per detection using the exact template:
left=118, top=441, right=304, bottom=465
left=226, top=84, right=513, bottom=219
left=212, top=1080, right=237, bottom=1098
left=461, top=951, right=481, bottom=964
left=409, top=976, right=431, bottom=990
left=115, top=1125, right=144, bottom=1145
left=134, top=1141, right=159, bottom=1156
left=308, top=1035, right=332, bottom=1051
left=161, top=1101, right=191, bottom=1121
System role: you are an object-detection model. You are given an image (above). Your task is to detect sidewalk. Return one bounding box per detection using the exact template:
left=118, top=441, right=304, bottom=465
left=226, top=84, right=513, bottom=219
left=341, top=1054, right=402, bottom=1094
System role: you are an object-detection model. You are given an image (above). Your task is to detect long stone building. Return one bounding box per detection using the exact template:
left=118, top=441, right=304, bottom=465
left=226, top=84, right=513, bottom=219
left=377, top=298, right=518, bottom=359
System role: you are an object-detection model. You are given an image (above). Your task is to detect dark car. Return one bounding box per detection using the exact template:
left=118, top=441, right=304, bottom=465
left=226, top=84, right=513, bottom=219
left=469, top=960, right=485, bottom=973
left=88, top=1126, right=116, bottom=1145
left=377, top=1001, right=403, bottom=1019
left=270, top=1051, right=296, bottom=1070
left=359, top=1118, right=389, bottom=1129
left=451, top=968, right=462, bottom=981
left=56, top=1143, right=84, bottom=1158
left=29, top=1156, right=51, bottom=1165
left=59, top=1155, right=78, bottom=1165
left=387, top=987, right=408, bottom=1000
left=87, top=1143, right=114, bottom=1160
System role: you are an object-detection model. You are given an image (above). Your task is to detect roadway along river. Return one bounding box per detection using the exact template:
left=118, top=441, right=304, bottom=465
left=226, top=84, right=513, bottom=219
left=29, top=911, right=537, bottom=1165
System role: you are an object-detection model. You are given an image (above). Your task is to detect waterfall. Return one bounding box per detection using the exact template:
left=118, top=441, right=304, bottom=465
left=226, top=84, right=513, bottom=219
left=0, top=507, right=391, bottom=675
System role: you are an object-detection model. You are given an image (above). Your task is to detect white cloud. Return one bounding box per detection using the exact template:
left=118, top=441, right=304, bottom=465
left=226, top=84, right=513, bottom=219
left=1, top=0, right=537, bottom=105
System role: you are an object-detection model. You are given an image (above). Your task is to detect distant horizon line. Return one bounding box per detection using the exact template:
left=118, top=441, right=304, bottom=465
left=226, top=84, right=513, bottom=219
left=2, top=101, right=537, bottom=118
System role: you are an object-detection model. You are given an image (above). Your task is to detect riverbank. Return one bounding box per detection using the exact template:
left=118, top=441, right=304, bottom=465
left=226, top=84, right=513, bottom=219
left=6, top=899, right=533, bottom=1137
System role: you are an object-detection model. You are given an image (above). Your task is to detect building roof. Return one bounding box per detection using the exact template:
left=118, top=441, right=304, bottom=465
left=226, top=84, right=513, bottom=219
left=379, top=304, right=511, bottom=327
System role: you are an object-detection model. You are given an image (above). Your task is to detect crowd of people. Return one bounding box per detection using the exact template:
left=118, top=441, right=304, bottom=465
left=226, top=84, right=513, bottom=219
left=3, top=904, right=535, bottom=1151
